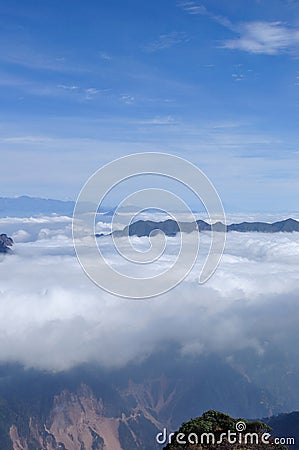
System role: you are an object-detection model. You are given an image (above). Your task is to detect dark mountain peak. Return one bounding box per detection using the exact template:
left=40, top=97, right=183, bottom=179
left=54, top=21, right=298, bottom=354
left=271, top=218, right=299, bottom=232
left=0, top=234, right=13, bottom=253
left=276, top=218, right=297, bottom=223
left=266, top=411, right=299, bottom=448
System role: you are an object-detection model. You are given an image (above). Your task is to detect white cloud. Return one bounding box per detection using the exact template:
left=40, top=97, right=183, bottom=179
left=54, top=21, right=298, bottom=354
left=1, top=135, right=55, bottom=144
left=84, top=87, right=102, bottom=100
left=222, top=21, right=299, bottom=55
left=57, top=84, right=79, bottom=90
left=0, top=216, right=299, bottom=371
left=120, top=94, right=135, bottom=104
left=179, top=2, right=299, bottom=56
left=138, top=115, right=178, bottom=125
left=99, top=52, right=112, bottom=61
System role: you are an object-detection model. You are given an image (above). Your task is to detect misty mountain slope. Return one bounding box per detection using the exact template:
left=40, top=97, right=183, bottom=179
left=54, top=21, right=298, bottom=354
left=0, top=351, right=287, bottom=450
left=266, top=412, right=299, bottom=449
left=0, top=370, right=159, bottom=450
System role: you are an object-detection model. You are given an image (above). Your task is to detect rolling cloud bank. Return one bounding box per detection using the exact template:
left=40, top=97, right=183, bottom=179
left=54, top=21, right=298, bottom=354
left=0, top=214, right=298, bottom=380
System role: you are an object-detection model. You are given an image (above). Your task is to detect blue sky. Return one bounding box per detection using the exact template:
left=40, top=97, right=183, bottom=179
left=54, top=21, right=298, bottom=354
left=0, top=0, right=299, bottom=211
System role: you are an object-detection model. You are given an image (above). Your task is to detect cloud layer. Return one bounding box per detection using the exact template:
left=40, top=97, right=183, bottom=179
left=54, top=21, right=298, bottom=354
left=0, top=215, right=298, bottom=372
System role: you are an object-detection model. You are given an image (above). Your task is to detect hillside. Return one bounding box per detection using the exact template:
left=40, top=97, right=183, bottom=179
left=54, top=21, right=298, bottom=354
left=163, top=410, right=288, bottom=450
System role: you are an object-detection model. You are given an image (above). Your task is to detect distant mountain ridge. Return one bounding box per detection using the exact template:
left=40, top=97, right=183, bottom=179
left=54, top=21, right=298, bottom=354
left=0, top=196, right=75, bottom=217
left=109, top=218, right=299, bottom=238
left=0, top=196, right=116, bottom=217
left=1, top=197, right=298, bottom=234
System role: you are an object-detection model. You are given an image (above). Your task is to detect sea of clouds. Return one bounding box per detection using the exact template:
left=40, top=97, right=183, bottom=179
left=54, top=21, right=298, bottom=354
left=0, top=214, right=299, bottom=373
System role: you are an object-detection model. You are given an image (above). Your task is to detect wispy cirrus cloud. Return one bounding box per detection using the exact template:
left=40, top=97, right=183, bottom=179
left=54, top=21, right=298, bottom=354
left=178, top=1, right=232, bottom=27
left=57, top=84, right=79, bottom=91
left=84, top=87, right=102, bottom=100
left=57, top=85, right=111, bottom=101
left=178, top=1, right=208, bottom=15
left=145, top=31, right=190, bottom=52
left=138, top=115, right=178, bottom=125
left=0, top=43, right=68, bottom=72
